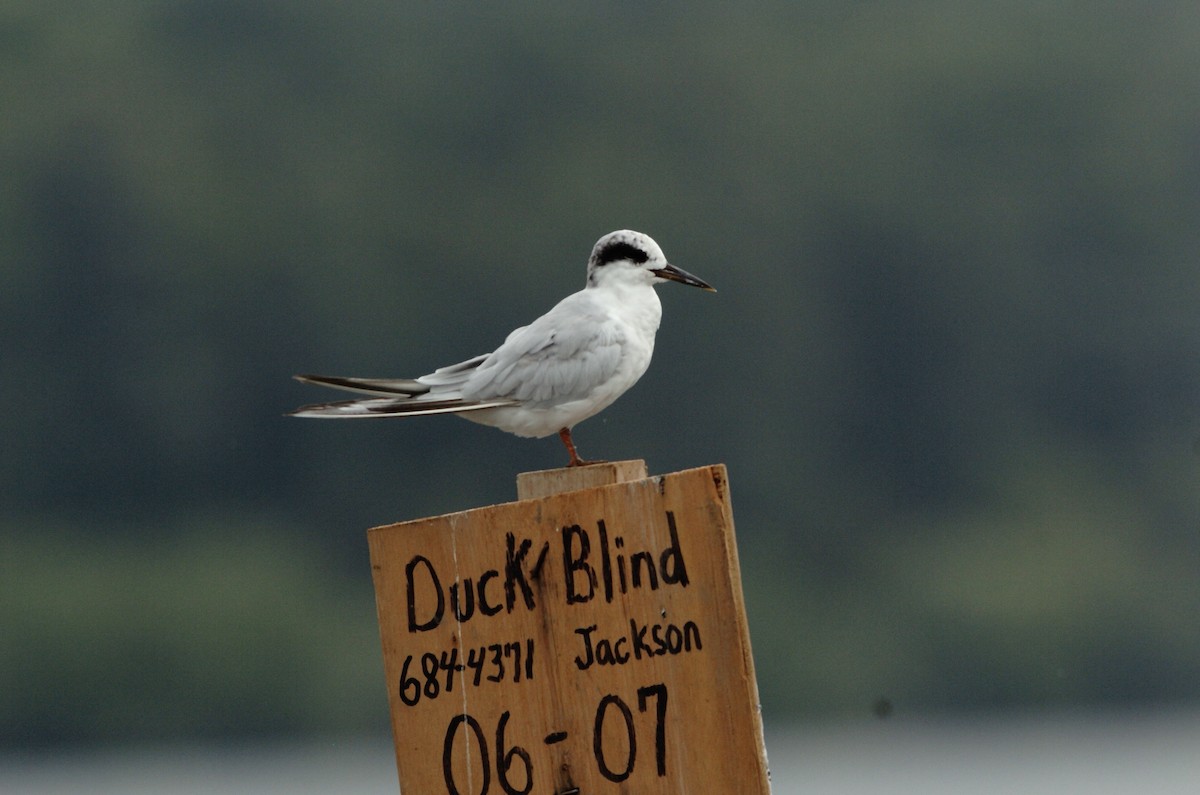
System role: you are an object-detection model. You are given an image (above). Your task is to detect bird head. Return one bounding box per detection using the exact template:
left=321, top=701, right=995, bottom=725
left=586, top=230, right=716, bottom=292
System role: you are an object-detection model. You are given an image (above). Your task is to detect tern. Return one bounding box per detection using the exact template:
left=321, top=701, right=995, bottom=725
left=289, top=230, right=715, bottom=467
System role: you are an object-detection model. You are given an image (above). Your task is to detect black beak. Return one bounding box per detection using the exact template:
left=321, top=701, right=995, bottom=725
left=652, top=263, right=716, bottom=292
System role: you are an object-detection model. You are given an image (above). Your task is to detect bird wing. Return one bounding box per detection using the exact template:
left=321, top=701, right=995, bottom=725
left=289, top=355, right=517, bottom=418
left=463, top=295, right=625, bottom=406
left=290, top=292, right=626, bottom=418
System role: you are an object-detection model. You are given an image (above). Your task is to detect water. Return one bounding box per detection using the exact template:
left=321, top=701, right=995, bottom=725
left=3, top=711, right=1197, bottom=794
left=767, top=711, right=1200, bottom=794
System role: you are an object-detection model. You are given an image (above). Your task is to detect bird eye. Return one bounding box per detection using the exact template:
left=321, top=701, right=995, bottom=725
left=595, top=241, right=650, bottom=266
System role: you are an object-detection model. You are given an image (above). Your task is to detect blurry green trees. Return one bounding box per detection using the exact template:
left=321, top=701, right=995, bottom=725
left=2, top=1, right=1199, bottom=745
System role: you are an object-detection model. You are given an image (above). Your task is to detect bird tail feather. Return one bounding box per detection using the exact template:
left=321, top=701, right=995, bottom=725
left=287, top=396, right=516, bottom=419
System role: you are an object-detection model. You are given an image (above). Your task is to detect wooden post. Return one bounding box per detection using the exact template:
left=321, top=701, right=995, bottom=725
left=368, top=461, right=770, bottom=794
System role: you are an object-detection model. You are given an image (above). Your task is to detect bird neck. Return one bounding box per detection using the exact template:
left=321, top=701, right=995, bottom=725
left=594, top=281, right=663, bottom=335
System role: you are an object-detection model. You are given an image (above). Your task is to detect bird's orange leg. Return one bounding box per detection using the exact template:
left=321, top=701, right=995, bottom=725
left=558, top=427, right=594, bottom=467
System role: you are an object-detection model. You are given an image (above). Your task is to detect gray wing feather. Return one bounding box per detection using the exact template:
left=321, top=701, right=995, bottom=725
left=416, top=354, right=490, bottom=390
left=463, top=296, right=624, bottom=405
left=293, top=374, right=429, bottom=396
left=293, top=354, right=489, bottom=398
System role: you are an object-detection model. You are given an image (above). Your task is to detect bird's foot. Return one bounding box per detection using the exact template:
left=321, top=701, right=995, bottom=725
left=559, top=428, right=605, bottom=468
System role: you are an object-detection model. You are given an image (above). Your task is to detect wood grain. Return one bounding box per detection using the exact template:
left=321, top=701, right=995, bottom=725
left=369, top=462, right=769, bottom=793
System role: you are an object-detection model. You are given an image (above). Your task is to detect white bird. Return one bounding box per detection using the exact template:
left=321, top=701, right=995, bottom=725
left=289, top=229, right=715, bottom=467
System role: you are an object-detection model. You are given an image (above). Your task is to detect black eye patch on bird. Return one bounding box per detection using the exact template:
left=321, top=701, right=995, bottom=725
left=594, top=241, right=650, bottom=266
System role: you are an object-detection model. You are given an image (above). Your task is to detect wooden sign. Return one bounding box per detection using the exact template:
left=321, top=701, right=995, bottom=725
left=368, top=461, right=770, bottom=794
